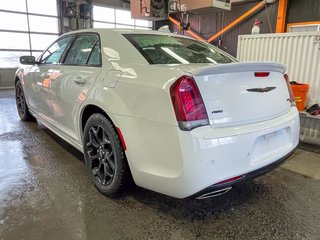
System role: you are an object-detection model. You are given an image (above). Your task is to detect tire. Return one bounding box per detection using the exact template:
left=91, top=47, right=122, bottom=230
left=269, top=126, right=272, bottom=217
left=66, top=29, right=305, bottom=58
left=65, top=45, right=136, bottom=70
left=15, top=80, right=34, bottom=121
left=83, top=113, right=131, bottom=197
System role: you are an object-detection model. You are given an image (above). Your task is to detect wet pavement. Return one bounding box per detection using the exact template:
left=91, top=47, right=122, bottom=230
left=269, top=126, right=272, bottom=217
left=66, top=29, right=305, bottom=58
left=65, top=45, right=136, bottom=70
left=0, top=89, right=320, bottom=240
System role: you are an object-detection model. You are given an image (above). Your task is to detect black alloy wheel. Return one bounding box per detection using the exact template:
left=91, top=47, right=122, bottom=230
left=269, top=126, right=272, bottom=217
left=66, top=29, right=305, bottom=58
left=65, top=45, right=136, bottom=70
left=86, top=123, right=115, bottom=185
left=15, top=80, right=34, bottom=121
left=83, top=113, right=131, bottom=197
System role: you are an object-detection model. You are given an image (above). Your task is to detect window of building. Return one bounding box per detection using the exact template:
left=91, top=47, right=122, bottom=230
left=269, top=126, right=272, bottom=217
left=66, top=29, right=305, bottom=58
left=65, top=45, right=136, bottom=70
left=0, top=0, right=26, bottom=12
left=93, top=5, right=152, bottom=31
left=0, top=0, right=59, bottom=67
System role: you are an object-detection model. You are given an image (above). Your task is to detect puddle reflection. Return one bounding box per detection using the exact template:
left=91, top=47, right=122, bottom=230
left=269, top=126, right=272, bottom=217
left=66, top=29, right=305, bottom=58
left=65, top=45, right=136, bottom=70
left=0, top=141, right=31, bottom=203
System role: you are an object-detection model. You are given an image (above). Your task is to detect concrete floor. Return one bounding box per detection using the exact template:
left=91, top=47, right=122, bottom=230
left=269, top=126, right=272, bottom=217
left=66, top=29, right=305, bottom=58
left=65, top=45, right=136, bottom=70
left=0, top=89, right=320, bottom=240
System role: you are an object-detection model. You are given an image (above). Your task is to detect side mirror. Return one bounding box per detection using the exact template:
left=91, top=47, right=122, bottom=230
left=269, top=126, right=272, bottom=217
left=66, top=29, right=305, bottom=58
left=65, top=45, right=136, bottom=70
left=20, top=56, right=36, bottom=65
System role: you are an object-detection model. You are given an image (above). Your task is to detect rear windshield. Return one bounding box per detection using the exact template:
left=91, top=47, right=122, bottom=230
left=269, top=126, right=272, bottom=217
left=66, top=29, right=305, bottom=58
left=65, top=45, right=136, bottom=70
left=123, top=34, right=236, bottom=65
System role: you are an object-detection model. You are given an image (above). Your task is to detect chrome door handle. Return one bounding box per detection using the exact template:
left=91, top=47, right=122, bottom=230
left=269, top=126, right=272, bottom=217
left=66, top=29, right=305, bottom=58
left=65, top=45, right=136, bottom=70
left=73, top=76, right=86, bottom=85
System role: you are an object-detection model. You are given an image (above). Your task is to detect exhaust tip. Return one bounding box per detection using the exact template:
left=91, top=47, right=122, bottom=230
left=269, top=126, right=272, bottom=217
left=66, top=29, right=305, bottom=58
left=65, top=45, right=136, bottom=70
left=196, top=187, right=233, bottom=200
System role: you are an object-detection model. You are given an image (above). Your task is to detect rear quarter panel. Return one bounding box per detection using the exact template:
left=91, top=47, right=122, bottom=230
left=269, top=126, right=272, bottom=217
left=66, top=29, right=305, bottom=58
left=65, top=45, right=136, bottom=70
left=80, top=32, right=188, bottom=188
left=81, top=63, right=185, bottom=188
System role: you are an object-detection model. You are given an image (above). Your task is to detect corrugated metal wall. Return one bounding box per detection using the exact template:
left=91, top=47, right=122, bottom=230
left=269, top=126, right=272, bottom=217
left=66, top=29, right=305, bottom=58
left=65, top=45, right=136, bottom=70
left=237, top=32, right=320, bottom=105
left=287, top=0, right=320, bottom=24
left=237, top=32, right=320, bottom=146
left=169, top=0, right=278, bottom=57
left=300, top=113, right=320, bottom=145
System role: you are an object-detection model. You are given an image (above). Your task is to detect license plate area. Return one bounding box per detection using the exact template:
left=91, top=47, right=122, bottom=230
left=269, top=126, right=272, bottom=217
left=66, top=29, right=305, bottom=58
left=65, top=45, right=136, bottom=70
left=250, top=128, right=291, bottom=166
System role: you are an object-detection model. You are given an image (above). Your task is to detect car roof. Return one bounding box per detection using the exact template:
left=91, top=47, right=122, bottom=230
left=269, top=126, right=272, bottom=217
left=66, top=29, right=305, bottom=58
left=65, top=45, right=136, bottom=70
left=60, top=28, right=191, bottom=39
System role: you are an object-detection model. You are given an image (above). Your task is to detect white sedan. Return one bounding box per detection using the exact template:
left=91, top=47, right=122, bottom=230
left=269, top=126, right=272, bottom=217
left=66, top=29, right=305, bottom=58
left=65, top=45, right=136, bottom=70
left=15, top=29, right=300, bottom=199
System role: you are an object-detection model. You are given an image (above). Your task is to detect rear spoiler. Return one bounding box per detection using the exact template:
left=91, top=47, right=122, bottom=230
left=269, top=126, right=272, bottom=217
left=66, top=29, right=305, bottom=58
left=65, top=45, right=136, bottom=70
left=190, top=62, right=286, bottom=76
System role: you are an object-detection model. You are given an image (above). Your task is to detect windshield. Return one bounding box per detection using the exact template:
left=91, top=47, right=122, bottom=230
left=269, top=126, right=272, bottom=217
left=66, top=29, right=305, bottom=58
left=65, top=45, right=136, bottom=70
left=123, top=34, right=236, bottom=65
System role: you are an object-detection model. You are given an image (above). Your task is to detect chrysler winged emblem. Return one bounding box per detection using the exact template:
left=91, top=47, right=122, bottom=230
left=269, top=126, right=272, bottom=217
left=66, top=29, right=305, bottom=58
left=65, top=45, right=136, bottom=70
left=246, top=87, right=276, bottom=93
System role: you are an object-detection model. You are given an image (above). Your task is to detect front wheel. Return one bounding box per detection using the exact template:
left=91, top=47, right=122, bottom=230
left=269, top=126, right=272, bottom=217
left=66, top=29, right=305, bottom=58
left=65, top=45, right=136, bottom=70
left=15, top=80, right=34, bottom=121
left=83, top=113, right=131, bottom=197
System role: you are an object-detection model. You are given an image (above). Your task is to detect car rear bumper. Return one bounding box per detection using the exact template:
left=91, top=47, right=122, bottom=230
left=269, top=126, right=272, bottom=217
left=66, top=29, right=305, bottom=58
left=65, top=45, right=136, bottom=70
left=120, top=107, right=300, bottom=199
left=173, top=107, right=300, bottom=198
left=188, top=145, right=297, bottom=199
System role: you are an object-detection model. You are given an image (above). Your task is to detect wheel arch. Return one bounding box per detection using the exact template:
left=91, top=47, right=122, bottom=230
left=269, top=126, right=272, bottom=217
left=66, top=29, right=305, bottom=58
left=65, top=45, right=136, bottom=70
left=80, top=104, right=127, bottom=151
left=15, top=76, right=20, bottom=85
left=81, top=103, right=134, bottom=194
left=81, top=104, right=115, bottom=134
left=80, top=103, right=132, bottom=179
left=14, top=68, right=25, bottom=86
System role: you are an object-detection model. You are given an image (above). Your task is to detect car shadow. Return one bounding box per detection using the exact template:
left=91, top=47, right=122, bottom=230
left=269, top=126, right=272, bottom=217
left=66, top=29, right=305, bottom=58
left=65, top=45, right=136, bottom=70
left=124, top=179, right=268, bottom=221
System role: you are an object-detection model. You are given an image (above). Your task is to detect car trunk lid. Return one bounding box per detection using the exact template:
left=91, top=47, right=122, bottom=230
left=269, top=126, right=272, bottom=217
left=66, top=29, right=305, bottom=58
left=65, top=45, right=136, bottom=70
left=166, top=62, right=291, bottom=128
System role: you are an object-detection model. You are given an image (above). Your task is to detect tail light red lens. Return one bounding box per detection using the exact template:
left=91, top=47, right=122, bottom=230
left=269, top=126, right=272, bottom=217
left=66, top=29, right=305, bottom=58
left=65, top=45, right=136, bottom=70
left=254, top=72, right=270, bottom=77
left=170, top=76, right=209, bottom=131
left=284, top=73, right=296, bottom=107
left=214, top=175, right=245, bottom=185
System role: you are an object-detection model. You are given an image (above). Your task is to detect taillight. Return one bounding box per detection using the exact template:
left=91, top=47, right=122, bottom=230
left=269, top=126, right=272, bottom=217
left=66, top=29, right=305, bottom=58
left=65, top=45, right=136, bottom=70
left=284, top=73, right=296, bottom=107
left=214, top=175, right=245, bottom=185
left=254, top=72, right=270, bottom=77
left=170, top=75, right=209, bottom=131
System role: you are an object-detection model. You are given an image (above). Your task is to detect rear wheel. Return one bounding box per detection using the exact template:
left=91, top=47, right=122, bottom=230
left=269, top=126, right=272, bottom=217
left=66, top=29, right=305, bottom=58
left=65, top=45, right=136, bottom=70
left=15, top=80, right=34, bottom=121
left=83, top=113, right=131, bottom=197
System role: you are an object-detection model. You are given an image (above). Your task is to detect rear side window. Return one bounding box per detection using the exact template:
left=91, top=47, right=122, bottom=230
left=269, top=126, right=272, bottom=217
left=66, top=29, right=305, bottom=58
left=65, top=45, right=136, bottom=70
left=87, top=43, right=100, bottom=65
left=40, top=36, right=73, bottom=64
left=124, top=34, right=235, bottom=65
left=64, top=34, right=100, bottom=65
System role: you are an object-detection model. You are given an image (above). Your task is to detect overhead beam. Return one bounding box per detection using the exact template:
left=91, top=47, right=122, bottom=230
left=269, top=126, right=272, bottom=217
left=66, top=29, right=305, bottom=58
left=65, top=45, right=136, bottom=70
left=207, top=1, right=265, bottom=43
left=276, top=0, right=288, bottom=33
left=168, top=16, right=206, bottom=42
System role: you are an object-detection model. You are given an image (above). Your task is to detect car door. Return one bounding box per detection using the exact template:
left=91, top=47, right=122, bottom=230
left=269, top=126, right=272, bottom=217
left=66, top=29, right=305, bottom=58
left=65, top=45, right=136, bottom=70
left=24, top=36, right=74, bottom=122
left=49, top=33, right=102, bottom=142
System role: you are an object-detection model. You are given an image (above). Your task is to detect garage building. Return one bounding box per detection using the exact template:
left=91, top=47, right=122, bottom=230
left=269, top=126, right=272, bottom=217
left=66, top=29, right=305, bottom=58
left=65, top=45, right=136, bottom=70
left=0, top=0, right=320, bottom=239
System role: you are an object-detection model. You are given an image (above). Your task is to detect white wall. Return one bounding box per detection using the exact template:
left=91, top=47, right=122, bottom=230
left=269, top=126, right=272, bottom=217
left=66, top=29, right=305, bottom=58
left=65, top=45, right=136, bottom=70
left=237, top=32, right=320, bottom=106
